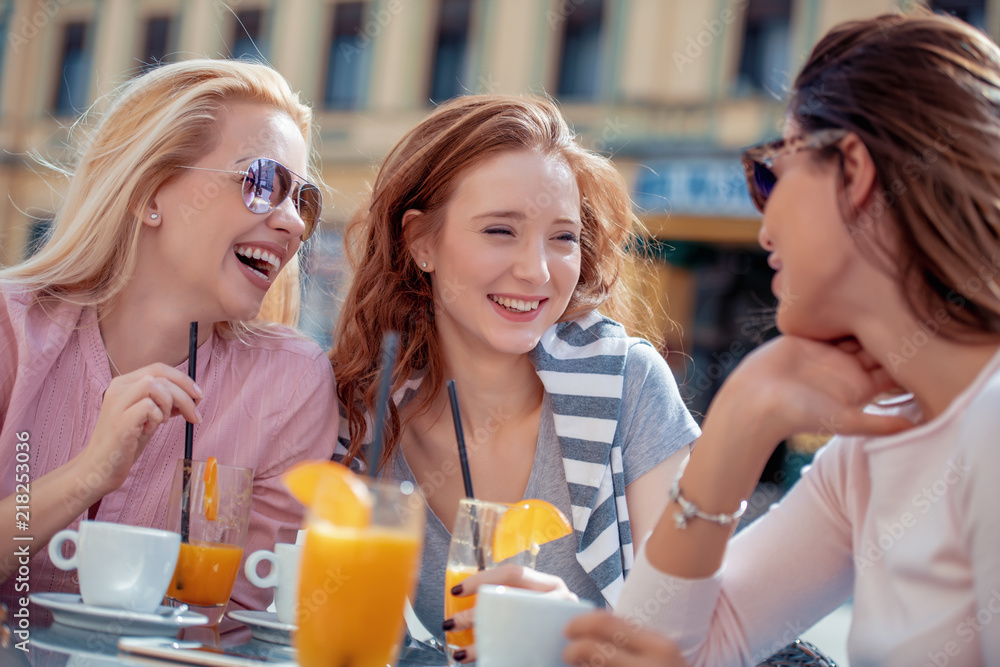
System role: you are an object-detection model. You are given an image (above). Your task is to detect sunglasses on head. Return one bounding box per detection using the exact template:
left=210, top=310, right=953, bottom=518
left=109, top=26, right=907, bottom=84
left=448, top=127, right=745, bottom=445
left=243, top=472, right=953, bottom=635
left=182, top=158, right=323, bottom=241
left=741, top=129, right=848, bottom=213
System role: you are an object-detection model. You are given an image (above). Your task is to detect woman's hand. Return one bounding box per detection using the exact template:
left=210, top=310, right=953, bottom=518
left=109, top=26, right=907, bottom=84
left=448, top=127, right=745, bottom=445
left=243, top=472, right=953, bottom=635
left=81, top=363, right=203, bottom=495
left=0, top=363, right=202, bottom=583
left=444, top=565, right=575, bottom=663
left=634, top=334, right=915, bottom=582
left=707, top=335, right=912, bottom=462
left=563, top=611, right=688, bottom=667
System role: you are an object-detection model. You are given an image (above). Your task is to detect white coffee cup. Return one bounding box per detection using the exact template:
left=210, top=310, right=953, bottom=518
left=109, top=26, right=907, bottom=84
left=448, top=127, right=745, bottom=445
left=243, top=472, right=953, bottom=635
left=48, top=521, right=181, bottom=613
left=476, top=585, right=595, bottom=667
left=244, top=543, right=301, bottom=625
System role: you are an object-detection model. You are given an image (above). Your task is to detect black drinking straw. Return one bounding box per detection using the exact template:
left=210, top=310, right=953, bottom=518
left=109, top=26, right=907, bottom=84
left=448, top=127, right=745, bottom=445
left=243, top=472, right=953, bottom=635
left=368, top=331, right=400, bottom=478
left=180, top=321, right=198, bottom=543
left=447, top=380, right=484, bottom=569
left=184, top=322, right=197, bottom=459
left=446, top=381, right=475, bottom=499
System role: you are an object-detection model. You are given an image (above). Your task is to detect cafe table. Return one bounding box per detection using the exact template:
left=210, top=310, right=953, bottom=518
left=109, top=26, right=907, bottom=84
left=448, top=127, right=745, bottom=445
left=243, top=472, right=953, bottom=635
left=16, top=611, right=451, bottom=667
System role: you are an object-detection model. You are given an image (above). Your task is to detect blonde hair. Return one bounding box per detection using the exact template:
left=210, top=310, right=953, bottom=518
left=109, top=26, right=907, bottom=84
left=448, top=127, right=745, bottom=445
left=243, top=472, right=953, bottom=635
left=1, top=58, right=315, bottom=334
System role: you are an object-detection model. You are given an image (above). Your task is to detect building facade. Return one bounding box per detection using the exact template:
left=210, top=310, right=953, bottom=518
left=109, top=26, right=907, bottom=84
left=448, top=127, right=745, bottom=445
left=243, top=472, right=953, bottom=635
left=0, top=0, right=990, bottom=406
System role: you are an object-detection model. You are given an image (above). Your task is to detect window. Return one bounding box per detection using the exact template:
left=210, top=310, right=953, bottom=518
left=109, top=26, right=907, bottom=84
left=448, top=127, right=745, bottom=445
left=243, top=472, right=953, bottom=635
left=736, top=0, right=791, bottom=94
left=25, top=218, right=53, bottom=259
left=428, top=0, right=472, bottom=104
left=0, top=3, right=11, bottom=101
left=139, top=16, right=173, bottom=73
left=54, top=21, right=91, bottom=116
left=230, top=8, right=268, bottom=62
left=555, top=0, right=603, bottom=101
left=323, top=2, right=367, bottom=110
left=930, top=0, right=986, bottom=30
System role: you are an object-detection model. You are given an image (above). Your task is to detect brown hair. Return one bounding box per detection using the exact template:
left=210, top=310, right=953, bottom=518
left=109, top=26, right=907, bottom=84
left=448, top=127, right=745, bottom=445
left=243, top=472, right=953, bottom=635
left=789, top=10, right=1000, bottom=338
left=1, top=59, right=316, bottom=335
left=331, top=94, right=638, bottom=470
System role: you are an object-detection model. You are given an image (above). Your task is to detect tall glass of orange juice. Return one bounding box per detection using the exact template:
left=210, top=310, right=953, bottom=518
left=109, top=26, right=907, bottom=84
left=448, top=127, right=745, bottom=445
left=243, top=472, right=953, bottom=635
left=444, top=499, right=538, bottom=664
left=165, top=458, right=252, bottom=625
left=296, top=475, right=424, bottom=667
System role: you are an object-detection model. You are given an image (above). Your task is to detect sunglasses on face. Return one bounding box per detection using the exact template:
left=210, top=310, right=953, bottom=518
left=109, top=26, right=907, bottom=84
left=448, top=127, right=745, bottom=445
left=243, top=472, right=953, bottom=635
left=741, top=129, right=848, bottom=213
left=182, top=158, right=323, bottom=241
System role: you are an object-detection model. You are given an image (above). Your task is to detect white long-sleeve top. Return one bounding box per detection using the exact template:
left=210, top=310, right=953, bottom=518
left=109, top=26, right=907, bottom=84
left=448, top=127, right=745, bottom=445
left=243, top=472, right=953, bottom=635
left=616, top=350, right=1000, bottom=667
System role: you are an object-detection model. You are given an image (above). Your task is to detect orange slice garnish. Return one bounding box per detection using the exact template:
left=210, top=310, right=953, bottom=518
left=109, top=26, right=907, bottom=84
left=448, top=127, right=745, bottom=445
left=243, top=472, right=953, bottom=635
left=203, top=456, right=219, bottom=521
left=282, top=461, right=372, bottom=528
left=492, top=499, right=572, bottom=562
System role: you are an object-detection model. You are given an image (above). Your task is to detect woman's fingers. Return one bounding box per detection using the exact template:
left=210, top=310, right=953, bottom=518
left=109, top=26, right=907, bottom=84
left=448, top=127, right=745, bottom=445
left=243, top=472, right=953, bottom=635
left=841, top=411, right=914, bottom=436
left=446, top=608, right=475, bottom=632
left=94, top=365, right=202, bottom=458
left=157, top=376, right=202, bottom=423
left=563, top=612, right=686, bottom=666
left=83, top=363, right=204, bottom=496
left=444, top=566, right=575, bottom=665
left=124, top=397, right=165, bottom=430
left=110, top=364, right=203, bottom=424
left=117, top=398, right=165, bottom=449
left=132, top=376, right=176, bottom=424
left=832, top=336, right=863, bottom=355
left=454, top=643, right=477, bottom=663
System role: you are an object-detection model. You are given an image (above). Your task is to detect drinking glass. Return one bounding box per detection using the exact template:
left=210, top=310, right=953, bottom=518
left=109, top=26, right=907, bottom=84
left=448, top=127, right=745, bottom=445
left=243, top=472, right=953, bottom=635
left=296, top=477, right=425, bottom=667
left=444, top=498, right=538, bottom=664
left=165, top=458, right=253, bottom=625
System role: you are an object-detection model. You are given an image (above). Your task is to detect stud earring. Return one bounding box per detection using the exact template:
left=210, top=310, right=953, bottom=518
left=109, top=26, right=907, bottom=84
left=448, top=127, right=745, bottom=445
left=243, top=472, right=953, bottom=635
left=421, top=262, right=427, bottom=269
left=150, top=213, right=159, bottom=220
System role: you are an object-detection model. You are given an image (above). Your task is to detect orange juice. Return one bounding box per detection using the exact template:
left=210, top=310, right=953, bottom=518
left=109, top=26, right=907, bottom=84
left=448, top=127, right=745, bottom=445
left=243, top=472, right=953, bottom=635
left=297, top=521, right=422, bottom=667
left=167, top=541, right=244, bottom=606
left=444, top=565, right=479, bottom=648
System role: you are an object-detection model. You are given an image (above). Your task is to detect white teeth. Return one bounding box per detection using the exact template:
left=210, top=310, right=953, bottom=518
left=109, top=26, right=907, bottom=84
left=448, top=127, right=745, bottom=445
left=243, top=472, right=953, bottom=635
left=235, top=246, right=281, bottom=271
left=489, top=295, right=541, bottom=313
left=248, top=266, right=269, bottom=281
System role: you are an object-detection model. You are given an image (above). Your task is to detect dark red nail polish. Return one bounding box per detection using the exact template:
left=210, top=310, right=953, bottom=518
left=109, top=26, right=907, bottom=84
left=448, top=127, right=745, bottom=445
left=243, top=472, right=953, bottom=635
left=451, top=584, right=463, bottom=596
left=442, top=619, right=455, bottom=631
left=453, top=650, right=467, bottom=661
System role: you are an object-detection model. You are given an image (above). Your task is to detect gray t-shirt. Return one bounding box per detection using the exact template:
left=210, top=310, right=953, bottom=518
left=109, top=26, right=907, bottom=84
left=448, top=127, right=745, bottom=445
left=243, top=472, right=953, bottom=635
left=393, top=342, right=700, bottom=643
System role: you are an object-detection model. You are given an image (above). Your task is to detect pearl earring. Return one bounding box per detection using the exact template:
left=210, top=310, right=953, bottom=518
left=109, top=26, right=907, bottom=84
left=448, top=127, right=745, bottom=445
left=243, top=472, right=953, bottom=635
left=421, top=262, right=427, bottom=269
left=150, top=213, right=159, bottom=220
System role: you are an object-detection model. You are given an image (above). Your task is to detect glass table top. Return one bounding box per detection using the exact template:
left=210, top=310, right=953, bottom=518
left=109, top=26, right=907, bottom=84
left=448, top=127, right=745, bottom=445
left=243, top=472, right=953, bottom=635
left=18, top=620, right=449, bottom=666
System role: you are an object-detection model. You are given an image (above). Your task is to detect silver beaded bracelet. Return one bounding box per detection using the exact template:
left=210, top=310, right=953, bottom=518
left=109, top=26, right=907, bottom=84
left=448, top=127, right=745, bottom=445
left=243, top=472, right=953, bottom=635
left=669, top=477, right=748, bottom=529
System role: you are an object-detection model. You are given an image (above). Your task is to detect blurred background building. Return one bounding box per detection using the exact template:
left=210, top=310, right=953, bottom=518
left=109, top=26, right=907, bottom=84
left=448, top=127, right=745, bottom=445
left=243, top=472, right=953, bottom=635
left=1, top=2, right=992, bottom=659
left=0, top=0, right=990, bottom=422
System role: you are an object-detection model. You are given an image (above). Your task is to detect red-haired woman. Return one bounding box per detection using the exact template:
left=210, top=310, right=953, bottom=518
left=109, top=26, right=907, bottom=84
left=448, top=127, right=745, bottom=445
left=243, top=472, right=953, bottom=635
left=330, top=94, right=700, bottom=661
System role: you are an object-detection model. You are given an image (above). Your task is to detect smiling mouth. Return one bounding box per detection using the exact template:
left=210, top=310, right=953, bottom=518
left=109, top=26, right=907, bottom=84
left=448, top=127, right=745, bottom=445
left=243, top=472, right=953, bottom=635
left=234, top=245, right=281, bottom=282
left=489, top=295, right=541, bottom=313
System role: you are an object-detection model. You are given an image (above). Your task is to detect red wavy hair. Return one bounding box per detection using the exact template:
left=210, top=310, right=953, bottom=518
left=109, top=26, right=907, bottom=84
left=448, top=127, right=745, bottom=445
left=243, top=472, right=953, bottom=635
left=330, top=94, right=638, bottom=471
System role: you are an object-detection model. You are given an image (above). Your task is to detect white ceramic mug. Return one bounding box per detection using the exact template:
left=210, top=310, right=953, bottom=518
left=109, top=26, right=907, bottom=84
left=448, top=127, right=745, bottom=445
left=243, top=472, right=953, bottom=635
left=475, top=585, right=595, bottom=667
left=48, top=521, right=181, bottom=613
left=244, top=543, right=301, bottom=625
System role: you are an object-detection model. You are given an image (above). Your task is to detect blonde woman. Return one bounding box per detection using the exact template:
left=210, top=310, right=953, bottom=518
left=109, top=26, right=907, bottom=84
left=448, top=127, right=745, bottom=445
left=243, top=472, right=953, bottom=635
left=0, top=60, right=337, bottom=613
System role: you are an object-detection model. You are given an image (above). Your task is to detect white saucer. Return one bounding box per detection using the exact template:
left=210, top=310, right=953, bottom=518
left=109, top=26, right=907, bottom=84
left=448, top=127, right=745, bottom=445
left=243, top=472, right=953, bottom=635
left=228, top=610, right=294, bottom=645
left=30, top=592, right=209, bottom=636
left=30, top=626, right=123, bottom=666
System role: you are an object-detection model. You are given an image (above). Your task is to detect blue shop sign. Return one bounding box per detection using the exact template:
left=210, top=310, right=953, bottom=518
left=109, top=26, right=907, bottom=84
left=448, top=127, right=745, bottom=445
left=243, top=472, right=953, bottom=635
left=634, top=158, right=759, bottom=217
